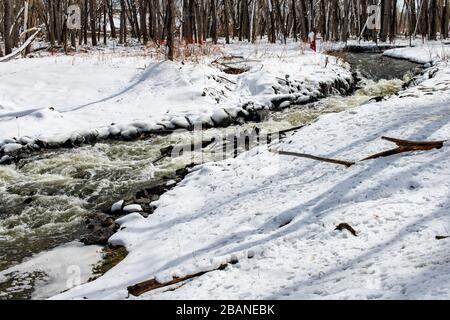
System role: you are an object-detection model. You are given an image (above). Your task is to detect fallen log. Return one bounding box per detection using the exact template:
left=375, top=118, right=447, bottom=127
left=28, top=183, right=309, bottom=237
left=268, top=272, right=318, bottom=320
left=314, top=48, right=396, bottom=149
left=128, top=264, right=228, bottom=297
left=362, top=136, right=446, bottom=161
left=335, top=223, right=358, bottom=236
left=272, top=150, right=355, bottom=167
left=382, top=136, right=445, bottom=149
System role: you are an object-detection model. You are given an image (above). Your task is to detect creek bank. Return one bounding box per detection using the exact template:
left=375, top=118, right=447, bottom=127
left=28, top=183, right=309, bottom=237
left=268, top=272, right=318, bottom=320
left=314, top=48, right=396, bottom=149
left=81, top=163, right=198, bottom=245
left=340, top=44, right=408, bottom=53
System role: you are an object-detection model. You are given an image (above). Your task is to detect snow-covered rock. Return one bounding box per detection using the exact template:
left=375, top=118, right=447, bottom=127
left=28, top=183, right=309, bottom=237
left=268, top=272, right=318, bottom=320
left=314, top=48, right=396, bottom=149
left=111, top=200, right=125, bottom=214
left=1, top=143, right=23, bottom=154
left=122, top=204, right=143, bottom=213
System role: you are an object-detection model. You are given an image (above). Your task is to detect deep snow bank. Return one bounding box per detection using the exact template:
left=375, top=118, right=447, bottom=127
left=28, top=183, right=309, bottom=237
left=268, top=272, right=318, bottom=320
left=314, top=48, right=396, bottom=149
left=53, top=44, right=450, bottom=300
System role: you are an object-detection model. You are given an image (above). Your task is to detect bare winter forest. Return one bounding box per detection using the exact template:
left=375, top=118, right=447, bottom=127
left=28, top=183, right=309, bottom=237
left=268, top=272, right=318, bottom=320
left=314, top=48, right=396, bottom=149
left=1, top=0, right=450, bottom=60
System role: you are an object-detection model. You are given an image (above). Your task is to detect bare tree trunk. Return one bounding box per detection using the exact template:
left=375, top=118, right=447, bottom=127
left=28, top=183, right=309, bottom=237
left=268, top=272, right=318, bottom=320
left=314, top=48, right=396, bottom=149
left=167, top=0, right=175, bottom=60
left=119, top=0, right=127, bottom=44
left=195, top=0, right=203, bottom=42
left=90, top=0, right=98, bottom=45
left=421, top=0, right=429, bottom=38
left=309, top=0, right=315, bottom=33
left=298, top=0, right=308, bottom=41
left=380, top=0, right=392, bottom=42
left=429, top=0, right=437, bottom=40
left=103, top=0, right=107, bottom=45
left=341, top=0, right=350, bottom=42
left=390, top=0, right=397, bottom=42
left=211, top=0, right=218, bottom=44
left=83, top=0, right=88, bottom=44
left=359, top=0, right=369, bottom=40
left=268, top=0, right=276, bottom=43
left=223, top=0, right=230, bottom=44
left=320, top=0, right=326, bottom=41
left=140, top=0, right=148, bottom=44
left=107, top=0, right=116, bottom=38
left=443, top=0, right=449, bottom=39
left=410, top=0, right=417, bottom=37
left=274, top=0, right=286, bottom=43
left=154, top=0, right=162, bottom=42
left=3, top=0, right=13, bottom=54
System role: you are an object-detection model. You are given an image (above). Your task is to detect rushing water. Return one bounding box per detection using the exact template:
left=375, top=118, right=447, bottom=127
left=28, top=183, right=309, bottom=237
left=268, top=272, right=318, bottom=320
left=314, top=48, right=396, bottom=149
left=0, top=53, right=421, bottom=297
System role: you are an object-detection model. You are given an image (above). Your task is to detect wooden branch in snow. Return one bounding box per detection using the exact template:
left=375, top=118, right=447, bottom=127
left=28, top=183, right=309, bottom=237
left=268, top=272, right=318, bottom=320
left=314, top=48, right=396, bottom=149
left=128, top=264, right=228, bottom=297
left=270, top=136, right=447, bottom=169
left=362, top=136, right=446, bottom=161
left=272, top=150, right=355, bottom=167
left=382, top=136, right=446, bottom=150
left=0, top=27, right=42, bottom=63
left=216, top=75, right=237, bottom=85
left=335, top=223, right=358, bottom=236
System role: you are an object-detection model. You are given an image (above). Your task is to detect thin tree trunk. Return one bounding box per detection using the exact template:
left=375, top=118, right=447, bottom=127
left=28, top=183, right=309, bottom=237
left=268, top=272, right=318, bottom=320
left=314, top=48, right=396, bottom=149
left=298, top=0, right=308, bottom=41
left=211, top=0, right=218, bottom=44
left=390, top=0, right=397, bottom=42
left=274, top=0, right=287, bottom=43
left=341, top=0, right=350, bottom=42
left=268, top=0, right=276, bottom=43
left=90, top=0, right=98, bottom=45
left=379, top=0, right=391, bottom=42
left=429, top=0, right=437, bottom=40
left=3, top=0, right=12, bottom=55
left=107, top=0, right=116, bottom=38
left=167, top=0, right=175, bottom=60
left=224, top=0, right=230, bottom=44
left=140, top=0, right=148, bottom=44
left=443, top=0, right=449, bottom=39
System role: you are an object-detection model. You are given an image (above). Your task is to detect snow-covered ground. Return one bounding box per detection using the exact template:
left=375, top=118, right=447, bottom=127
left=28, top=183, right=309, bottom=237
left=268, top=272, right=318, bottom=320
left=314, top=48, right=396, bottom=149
left=47, top=43, right=450, bottom=300
left=0, top=41, right=351, bottom=160
left=0, top=242, right=101, bottom=299
left=383, top=41, right=450, bottom=64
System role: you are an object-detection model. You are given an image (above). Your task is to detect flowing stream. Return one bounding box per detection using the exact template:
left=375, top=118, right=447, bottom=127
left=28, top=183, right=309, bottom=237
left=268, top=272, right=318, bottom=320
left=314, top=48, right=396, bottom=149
left=0, top=52, right=421, bottom=298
